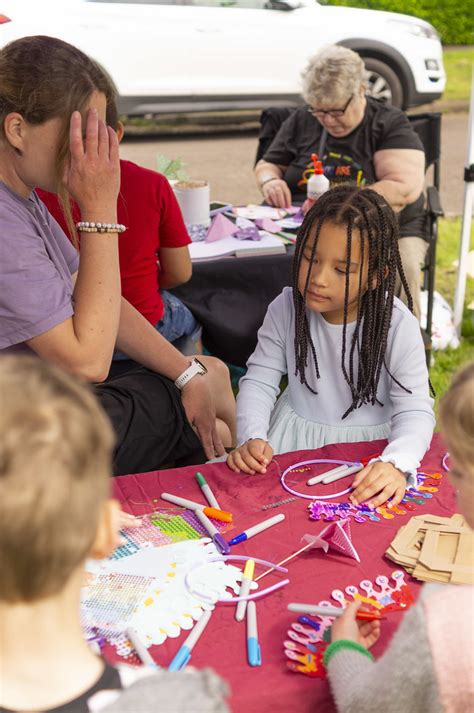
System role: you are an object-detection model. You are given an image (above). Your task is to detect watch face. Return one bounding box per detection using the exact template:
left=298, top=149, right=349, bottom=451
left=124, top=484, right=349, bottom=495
left=193, top=358, right=208, bottom=374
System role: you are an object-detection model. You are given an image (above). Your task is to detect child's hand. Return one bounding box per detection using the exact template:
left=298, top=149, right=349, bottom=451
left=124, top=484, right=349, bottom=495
left=227, top=438, right=273, bottom=475
left=330, top=601, right=381, bottom=650
left=349, top=461, right=406, bottom=509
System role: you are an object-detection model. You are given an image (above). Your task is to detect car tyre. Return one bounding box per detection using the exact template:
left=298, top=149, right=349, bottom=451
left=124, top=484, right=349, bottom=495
left=363, top=57, right=404, bottom=108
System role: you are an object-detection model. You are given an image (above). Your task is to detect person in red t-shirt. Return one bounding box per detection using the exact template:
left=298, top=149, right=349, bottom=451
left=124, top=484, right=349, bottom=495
left=39, top=114, right=200, bottom=353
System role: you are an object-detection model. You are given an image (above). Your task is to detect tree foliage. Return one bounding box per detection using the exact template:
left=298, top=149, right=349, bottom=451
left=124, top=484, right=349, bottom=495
left=325, top=0, right=473, bottom=45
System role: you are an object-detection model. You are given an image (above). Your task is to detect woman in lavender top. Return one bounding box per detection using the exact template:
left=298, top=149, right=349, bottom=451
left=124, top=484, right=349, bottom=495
left=0, top=35, right=235, bottom=475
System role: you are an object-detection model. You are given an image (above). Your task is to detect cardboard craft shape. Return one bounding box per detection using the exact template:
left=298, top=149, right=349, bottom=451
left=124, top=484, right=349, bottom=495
left=413, top=529, right=474, bottom=585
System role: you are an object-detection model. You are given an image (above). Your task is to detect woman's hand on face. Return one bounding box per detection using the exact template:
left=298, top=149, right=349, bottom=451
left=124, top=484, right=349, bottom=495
left=64, top=109, right=120, bottom=216
left=226, top=438, right=273, bottom=474
left=180, top=376, right=225, bottom=461
left=330, top=601, right=381, bottom=650
left=262, top=179, right=292, bottom=209
left=350, top=461, right=407, bottom=510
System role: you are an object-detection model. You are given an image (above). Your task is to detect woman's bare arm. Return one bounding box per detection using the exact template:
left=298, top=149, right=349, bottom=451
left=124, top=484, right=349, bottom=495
left=27, top=109, right=121, bottom=382
left=372, top=148, right=425, bottom=212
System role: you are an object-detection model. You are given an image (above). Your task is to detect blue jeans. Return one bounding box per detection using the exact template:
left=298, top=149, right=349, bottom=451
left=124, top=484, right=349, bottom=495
left=156, top=290, right=201, bottom=343
left=113, top=291, right=201, bottom=360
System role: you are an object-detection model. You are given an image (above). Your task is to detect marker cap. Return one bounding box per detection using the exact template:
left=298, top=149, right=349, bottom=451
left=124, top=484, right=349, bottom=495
left=243, top=559, right=255, bottom=580
left=168, top=646, right=191, bottom=672
left=247, top=638, right=262, bottom=667
left=213, top=533, right=230, bottom=555
left=195, top=472, right=207, bottom=487
left=204, top=507, right=233, bottom=523
left=228, top=532, right=247, bottom=546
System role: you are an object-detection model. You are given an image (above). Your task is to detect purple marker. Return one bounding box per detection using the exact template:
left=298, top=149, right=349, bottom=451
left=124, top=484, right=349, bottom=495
left=195, top=508, right=230, bottom=554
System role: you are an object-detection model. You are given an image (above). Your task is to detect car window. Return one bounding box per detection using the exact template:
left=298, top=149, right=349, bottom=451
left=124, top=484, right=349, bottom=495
left=87, top=0, right=270, bottom=8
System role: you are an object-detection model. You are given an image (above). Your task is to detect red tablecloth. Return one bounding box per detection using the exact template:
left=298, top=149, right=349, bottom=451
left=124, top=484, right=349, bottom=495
left=111, top=434, right=454, bottom=713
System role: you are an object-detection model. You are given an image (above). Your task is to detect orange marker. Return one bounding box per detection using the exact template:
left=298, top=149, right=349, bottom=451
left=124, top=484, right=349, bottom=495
left=203, top=506, right=233, bottom=523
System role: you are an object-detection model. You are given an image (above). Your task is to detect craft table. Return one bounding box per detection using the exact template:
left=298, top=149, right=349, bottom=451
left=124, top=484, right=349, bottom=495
left=171, top=249, right=294, bottom=368
left=112, top=434, right=453, bottom=713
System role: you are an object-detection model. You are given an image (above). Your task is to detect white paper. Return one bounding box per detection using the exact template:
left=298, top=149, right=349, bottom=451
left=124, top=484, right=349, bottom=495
left=83, top=540, right=257, bottom=651
left=233, top=205, right=288, bottom=220
left=189, top=232, right=285, bottom=261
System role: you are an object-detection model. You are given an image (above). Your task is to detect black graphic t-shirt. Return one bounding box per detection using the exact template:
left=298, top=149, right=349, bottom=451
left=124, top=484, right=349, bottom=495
left=263, top=97, right=426, bottom=239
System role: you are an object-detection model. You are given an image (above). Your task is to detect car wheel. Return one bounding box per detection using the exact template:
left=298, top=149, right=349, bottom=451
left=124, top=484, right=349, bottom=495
left=363, top=57, right=404, bottom=108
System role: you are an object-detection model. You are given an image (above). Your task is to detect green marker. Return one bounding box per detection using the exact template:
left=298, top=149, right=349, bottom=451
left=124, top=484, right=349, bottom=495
left=195, top=471, right=220, bottom=509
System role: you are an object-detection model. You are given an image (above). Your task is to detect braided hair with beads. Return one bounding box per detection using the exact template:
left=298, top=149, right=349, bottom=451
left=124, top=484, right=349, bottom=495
left=292, top=185, right=416, bottom=419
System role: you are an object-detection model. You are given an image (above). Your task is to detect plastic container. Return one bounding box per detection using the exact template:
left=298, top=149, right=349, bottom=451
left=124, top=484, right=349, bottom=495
left=307, top=160, right=329, bottom=201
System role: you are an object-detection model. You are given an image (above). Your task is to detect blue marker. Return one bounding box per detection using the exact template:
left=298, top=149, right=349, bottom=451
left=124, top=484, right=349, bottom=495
left=228, top=513, right=285, bottom=546
left=168, top=610, right=212, bottom=672
left=246, top=601, right=261, bottom=667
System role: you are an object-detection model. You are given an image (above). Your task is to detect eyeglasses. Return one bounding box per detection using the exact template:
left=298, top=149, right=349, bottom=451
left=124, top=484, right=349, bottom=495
left=308, top=95, right=353, bottom=119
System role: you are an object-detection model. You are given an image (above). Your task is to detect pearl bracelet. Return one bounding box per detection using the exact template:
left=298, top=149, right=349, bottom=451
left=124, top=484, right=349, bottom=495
left=76, top=221, right=127, bottom=234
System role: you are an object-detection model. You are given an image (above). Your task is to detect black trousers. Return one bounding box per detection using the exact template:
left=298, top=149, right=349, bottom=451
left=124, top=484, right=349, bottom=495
left=95, top=367, right=203, bottom=476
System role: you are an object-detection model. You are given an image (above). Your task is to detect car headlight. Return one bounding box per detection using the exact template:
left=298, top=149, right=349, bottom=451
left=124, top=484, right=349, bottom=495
left=388, top=19, right=440, bottom=40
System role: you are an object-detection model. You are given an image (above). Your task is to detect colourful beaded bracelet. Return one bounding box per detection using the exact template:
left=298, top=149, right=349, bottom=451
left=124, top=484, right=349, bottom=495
left=323, top=639, right=374, bottom=667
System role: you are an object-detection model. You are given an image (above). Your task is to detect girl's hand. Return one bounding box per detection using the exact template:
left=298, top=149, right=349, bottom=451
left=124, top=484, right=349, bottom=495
left=330, top=601, right=381, bottom=650
left=350, top=461, right=406, bottom=509
left=262, top=179, right=292, bottom=209
left=64, top=108, right=120, bottom=216
left=227, top=438, right=273, bottom=474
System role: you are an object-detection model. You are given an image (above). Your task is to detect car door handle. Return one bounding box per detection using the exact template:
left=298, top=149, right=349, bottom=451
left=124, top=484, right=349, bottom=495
left=195, top=27, right=219, bottom=33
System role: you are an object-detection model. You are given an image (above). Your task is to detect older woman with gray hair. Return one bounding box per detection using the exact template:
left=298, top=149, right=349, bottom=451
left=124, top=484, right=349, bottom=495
left=255, top=45, right=427, bottom=321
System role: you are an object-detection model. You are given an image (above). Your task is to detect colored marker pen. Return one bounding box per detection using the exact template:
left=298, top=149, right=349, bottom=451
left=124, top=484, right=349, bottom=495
left=246, top=601, right=262, bottom=667
left=126, top=627, right=159, bottom=669
left=160, top=492, right=232, bottom=523
left=307, top=465, right=350, bottom=486
left=322, top=464, right=363, bottom=484
left=228, top=513, right=285, bottom=546
left=288, top=603, right=384, bottom=622
left=195, top=472, right=220, bottom=509
left=235, top=559, right=255, bottom=622
left=168, top=610, right=212, bottom=672
left=194, top=508, right=230, bottom=555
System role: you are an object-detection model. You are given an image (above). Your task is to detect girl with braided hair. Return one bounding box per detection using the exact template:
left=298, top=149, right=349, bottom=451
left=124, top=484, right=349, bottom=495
left=227, top=185, right=434, bottom=510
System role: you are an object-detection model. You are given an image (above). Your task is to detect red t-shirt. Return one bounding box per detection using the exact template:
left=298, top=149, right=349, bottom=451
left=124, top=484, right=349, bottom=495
left=38, top=159, right=191, bottom=325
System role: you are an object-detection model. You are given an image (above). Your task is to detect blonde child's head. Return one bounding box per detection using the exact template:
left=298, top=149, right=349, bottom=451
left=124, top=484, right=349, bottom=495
left=293, top=185, right=412, bottom=419
left=0, top=355, right=115, bottom=602
left=439, top=362, right=474, bottom=527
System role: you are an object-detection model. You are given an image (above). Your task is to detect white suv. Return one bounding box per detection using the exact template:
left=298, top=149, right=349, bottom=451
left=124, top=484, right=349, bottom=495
left=0, top=0, right=446, bottom=114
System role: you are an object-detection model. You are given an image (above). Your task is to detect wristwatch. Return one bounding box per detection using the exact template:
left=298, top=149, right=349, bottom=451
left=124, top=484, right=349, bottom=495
left=174, top=357, right=208, bottom=390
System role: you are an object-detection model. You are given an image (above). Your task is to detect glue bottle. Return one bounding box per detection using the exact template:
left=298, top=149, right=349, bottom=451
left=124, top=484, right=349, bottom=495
left=307, top=153, right=329, bottom=201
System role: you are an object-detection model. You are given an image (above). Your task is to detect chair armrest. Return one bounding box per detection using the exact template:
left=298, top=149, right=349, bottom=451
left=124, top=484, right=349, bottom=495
left=427, top=186, right=444, bottom=217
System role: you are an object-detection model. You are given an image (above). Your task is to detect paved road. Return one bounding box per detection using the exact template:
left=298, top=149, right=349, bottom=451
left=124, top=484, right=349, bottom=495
left=120, top=112, right=470, bottom=216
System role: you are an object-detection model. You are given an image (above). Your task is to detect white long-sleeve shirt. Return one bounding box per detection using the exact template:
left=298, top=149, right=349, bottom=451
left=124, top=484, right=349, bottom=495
left=237, top=288, right=434, bottom=478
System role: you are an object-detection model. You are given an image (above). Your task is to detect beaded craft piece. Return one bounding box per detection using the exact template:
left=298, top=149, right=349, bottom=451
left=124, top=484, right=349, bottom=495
left=307, top=471, right=443, bottom=524
left=284, top=570, right=414, bottom=678
left=81, top=510, right=234, bottom=659
left=111, top=508, right=232, bottom=561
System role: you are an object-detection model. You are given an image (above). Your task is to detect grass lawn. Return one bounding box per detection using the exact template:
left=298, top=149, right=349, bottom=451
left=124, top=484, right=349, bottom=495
left=429, top=216, right=474, bottom=408
left=442, top=47, right=474, bottom=102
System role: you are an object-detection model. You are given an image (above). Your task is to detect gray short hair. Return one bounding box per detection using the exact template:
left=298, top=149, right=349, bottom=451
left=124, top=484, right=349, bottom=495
left=301, top=45, right=367, bottom=107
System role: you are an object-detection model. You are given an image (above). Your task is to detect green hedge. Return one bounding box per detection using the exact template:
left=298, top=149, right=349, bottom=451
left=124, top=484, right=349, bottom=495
left=325, top=0, right=474, bottom=45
